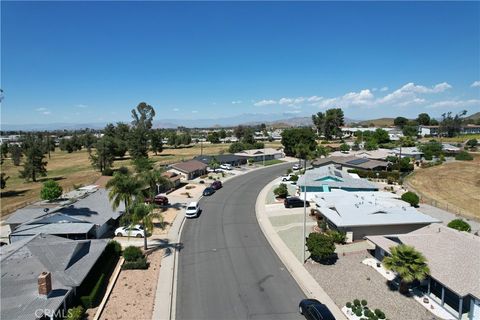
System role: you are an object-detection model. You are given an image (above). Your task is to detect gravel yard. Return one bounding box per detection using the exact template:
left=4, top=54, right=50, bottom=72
left=305, top=251, right=440, bottom=320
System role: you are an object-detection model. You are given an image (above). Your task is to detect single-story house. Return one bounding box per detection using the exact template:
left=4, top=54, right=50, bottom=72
left=194, top=154, right=247, bottom=167
left=313, top=191, right=440, bottom=241
left=0, top=234, right=108, bottom=320
left=170, top=159, right=208, bottom=180
left=461, top=124, right=480, bottom=135
left=367, top=225, right=480, bottom=320
left=442, top=143, right=461, bottom=153
left=8, top=189, right=124, bottom=242
left=5, top=204, right=63, bottom=232
left=162, top=171, right=181, bottom=190
left=234, top=148, right=284, bottom=162
left=329, top=149, right=393, bottom=161
left=311, top=156, right=388, bottom=171
left=418, top=125, right=440, bottom=137
left=392, top=147, right=424, bottom=160
left=297, top=165, right=379, bottom=193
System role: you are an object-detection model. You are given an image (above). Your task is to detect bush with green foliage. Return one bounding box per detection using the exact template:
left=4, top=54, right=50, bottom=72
left=361, top=299, right=368, bottom=306
left=40, top=179, right=63, bottom=201
left=123, top=257, right=149, bottom=270
left=347, top=169, right=400, bottom=181
left=346, top=302, right=352, bottom=308
left=401, top=191, right=419, bottom=207
left=326, top=229, right=346, bottom=244
left=353, top=299, right=361, bottom=306
left=466, top=139, right=478, bottom=149
left=106, top=240, right=122, bottom=256
left=80, top=273, right=105, bottom=308
left=340, top=143, right=350, bottom=152
left=306, top=232, right=336, bottom=263
left=290, top=175, right=299, bottom=182
left=273, top=183, right=289, bottom=198
left=455, top=151, right=473, bottom=161
left=123, top=246, right=143, bottom=262
left=447, top=219, right=471, bottom=232
left=66, top=306, right=85, bottom=320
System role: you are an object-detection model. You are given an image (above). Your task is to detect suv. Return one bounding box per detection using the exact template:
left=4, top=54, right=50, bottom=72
left=145, top=195, right=169, bottom=206
left=284, top=197, right=310, bottom=208
left=292, top=163, right=302, bottom=170
left=211, top=180, right=222, bottom=190
left=185, top=202, right=200, bottom=218
left=299, top=299, right=335, bottom=320
left=220, top=164, right=232, bottom=170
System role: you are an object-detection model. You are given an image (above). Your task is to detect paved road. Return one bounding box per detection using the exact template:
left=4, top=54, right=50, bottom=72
left=176, top=164, right=305, bottom=320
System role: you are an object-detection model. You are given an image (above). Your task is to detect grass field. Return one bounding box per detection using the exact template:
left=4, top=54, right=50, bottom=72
left=405, top=155, right=480, bottom=220
left=419, top=134, right=480, bottom=143
left=1, top=141, right=283, bottom=218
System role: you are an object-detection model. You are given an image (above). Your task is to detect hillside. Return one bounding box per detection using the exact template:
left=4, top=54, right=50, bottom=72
left=466, top=112, right=480, bottom=120
left=355, top=118, right=395, bottom=127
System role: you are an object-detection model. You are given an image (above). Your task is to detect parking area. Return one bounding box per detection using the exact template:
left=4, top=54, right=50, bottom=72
left=305, top=251, right=441, bottom=320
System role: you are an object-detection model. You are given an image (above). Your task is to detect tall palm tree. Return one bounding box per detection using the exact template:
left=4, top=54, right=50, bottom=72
left=131, top=201, right=161, bottom=250
left=383, top=244, right=430, bottom=294
left=141, top=168, right=172, bottom=198
left=106, top=169, right=143, bottom=221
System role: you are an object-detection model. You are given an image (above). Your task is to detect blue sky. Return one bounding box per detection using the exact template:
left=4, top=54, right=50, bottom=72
left=1, top=1, right=479, bottom=126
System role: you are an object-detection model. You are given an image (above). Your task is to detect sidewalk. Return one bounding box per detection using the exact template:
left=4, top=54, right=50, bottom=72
left=255, top=178, right=347, bottom=320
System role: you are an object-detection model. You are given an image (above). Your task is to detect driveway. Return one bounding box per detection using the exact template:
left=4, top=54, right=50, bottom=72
left=176, top=163, right=305, bottom=320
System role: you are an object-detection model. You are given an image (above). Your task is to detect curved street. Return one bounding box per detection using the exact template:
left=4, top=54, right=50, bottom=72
left=176, top=164, right=305, bottom=320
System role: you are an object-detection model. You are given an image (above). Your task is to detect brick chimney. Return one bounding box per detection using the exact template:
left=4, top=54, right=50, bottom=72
left=38, top=272, right=52, bottom=296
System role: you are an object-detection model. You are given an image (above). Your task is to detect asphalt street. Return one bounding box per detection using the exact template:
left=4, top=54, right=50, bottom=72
left=176, top=164, right=305, bottom=320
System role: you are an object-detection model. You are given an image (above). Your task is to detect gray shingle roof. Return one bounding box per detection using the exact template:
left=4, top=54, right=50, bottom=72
left=312, top=156, right=387, bottom=170
left=0, top=234, right=107, bottom=320
left=171, top=159, right=208, bottom=173
left=367, top=225, right=480, bottom=299
left=297, top=165, right=379, bottom=190
left=5, top=205, right=62, bottom=225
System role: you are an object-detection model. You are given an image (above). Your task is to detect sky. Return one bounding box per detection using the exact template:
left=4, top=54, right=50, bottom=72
left=1, top=1, right=479, bottom=126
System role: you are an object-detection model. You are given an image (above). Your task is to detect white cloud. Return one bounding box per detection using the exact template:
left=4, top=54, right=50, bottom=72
left=307, top=96, right=323, bottom=102
left=254, top=99, right=276, bottom=106
left=231, top=100, right=242, bottom=104
left=278, top=98, right=293, bottom=105
left=76, top=104, right=88, bottom=108
left=173, top=108, right=179, bottom=112
left=471, top=81, right=480, bottom=88
left=283, top=110, right=301, bottom=114
left=377, top=82, right=451, bottom=105
left=42, top=111, right=51, bottom=115
left=427, top=99, right=480, bottom=109
left=36, top=107, right=47, bottom=112
left=380, top=86, right=389, bottom=92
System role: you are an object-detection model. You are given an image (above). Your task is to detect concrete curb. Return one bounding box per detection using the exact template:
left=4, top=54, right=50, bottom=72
left=93, top=256, right=125, bottom=320
left=255, top=179, right=347, bottom=320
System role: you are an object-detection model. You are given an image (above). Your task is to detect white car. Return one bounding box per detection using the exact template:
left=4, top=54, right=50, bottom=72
left=281, top=174, right=294, bottom=182
left=220, top=164, right=232, bottom=170
left=115, top=225, right=145, bottom=238
left=292, top=164, right=302, bottom=170
left=185, top=201, right=200, bottom=218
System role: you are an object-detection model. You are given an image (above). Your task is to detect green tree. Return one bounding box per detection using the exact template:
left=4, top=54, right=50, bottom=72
left=234, top=125, right=246, bottom=139
left=439, top=110, right=467, bottom=137
left=340, top=143, right=350, bottom=152
left=394, top=117, right=409, bottom=128
left=281, top=128, right=317, bottom=157
left=90, top=136, right=115, bottom=174
left=130, top=202, right=158, bottom=250
left=10, top=144, right=23, bottom=166
left=306, top=232, right=336, bottom=263
left=273, top=183, right=289, bottom=198
left=132, top=157, right=154, bottom=173
left=1, top=172, right=9, bottom=189
left=429, top=119, right=439, bottom=126
left=401, top=191, right=419, bottom=207
left=383, top=244, right=430, bottom=294
left=228, top=142, right=245, bottom=153
left=167, top=132, right=179, bottom=148
left=141, top=168, right=172, bottom=197
left=316, top=145, right=331, bottom=157
left=0, top=143, right=8, bottom=159
left=295, top=142, right=315, bottom=170
left=150, top=130, right=163, bottom=155
left=419, top=140, right=443, bottom=159
left=129, top=102, right=156, bottom=160
left=466, top=139, right=478, bottom=149
left=364, top=139, right=378, bottom=151
left=19, top=135, right=47, bottom=182
left=82, top=132, right=97, bottom=152
left=106, top=169, right=143, bottom=219
left=207, top=132, right=220, bottom=144
left=373, top=129, right=390, bottom=144
left=417, top=113, right=431, bottom=126
left=447, top=219, right=471, bottom=232
left=312, top=108, right=345, bottom=139
left=399, top=136, right=416, bottom=147
left=219, top=129, right=227, bottom=139
left=40, top=179, right=63, bottom=201
left=402, top=125, right=418, bottom=137
left=312, top=112, right=325, bottom=136
left=209, top=157, right=220, bottom=172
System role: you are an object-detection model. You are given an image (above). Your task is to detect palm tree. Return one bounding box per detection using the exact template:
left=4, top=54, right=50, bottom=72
left=141, top=168, right=172, bottom=197
left=106, top=169, right=143, bottom=221
left=295, top=143, right=315, bottom=170
left=131, top=201, right=162, bottom=250
left=383, top=244, right=430, bottom=294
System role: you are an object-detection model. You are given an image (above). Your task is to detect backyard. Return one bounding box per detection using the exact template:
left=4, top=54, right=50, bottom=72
left=405, top=155, right=480, bottom=220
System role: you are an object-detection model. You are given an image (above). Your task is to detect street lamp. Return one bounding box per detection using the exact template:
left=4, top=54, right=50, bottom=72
left=302, top=157, right=308, bottom=263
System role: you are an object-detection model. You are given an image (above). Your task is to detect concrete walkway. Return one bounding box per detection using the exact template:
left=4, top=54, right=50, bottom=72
left=256, top=179, right=347, bottom=320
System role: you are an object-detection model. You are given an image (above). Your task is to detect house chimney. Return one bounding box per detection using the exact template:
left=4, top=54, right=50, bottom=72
left=38, top=272, right=52, bottom=296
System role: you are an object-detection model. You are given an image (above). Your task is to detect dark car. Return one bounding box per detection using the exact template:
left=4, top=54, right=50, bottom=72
left=284, top=197, right=310, bottom=208
left=299, top=299, right=335, bottom=320
left=203, top=187, right=216, bottom=196
left=145, top=195, right=169, bottom=206
left=211, top=180, right=222, bottom=190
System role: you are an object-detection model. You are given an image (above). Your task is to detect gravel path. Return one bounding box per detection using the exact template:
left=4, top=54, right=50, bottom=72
left=305, top=251, right=440, bottom=320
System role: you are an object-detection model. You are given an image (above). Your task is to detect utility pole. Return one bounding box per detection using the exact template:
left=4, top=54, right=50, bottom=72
left=302, top=157, right=307, bottom=263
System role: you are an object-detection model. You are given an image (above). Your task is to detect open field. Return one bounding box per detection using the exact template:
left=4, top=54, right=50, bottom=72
left=1, top=141, right=284, bottom=218
left=405, top=155, right=480, bottom=220
left=419, top=134, right=480, bottom=143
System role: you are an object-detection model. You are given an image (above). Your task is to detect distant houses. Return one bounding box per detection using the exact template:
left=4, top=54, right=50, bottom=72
left=234, top=148, right=284, bottom=162
left=418, top=124, right=480, bottom=137
left=0, top=234, right=108, bottom=320
left=311, top=156, right=388, bottom=172
left=194, top=154, right=247, bottom=167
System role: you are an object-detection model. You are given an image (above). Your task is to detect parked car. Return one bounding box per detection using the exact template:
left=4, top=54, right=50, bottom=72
left=281, top=174, right=294, bottom=182
left=220, top=163, right=232, bottom=170
left=207, top=167, right=225, bottom=173
left=145, top=195, right=169, bottom=206
left=299, top=299, right=335, bottom=320
left=211, top=180, right=222, bottom=190
left=203, top=187, right=216, bottom=196
left=185, top=201, right=200, bottom=218
left=292, top=163, right=302, bottom=170
left=284, top=197, right=310, bottom=208
left=115, top=225, right=145, bottom=238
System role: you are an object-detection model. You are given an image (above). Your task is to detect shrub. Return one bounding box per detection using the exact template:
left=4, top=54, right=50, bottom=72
left=346, top=302, right=352, bottom=308
left=361, top=299, right=367, bottom=306
left=102, top=168, right=114, bottom=176
left=287, top=168, right=293, bottom=174
left=106, top=240, right=122, bottom=257
left=378, top=311, right=386, bottom=319
left=80, top=273, right=105, bottom=308
left=306, top=232, right=336, bottom=263
left=355, top=310, right=363, bottom=317
left=122, top=257, right=149, bottom=270
left=326, top=229, right=346, bottom=244
left=374, top=309, right=382, bottom=317
left=466, top=139, right=478, bottom=149
left=123, top=246, right=143, bottom=262
left=455, top=151, right=473, bottom=161
left=401, top=191, right=419, bottom=207
left=273, top=183, right=289, bottom=198
left=364, top=309, right=373, bottom=317
left=66, top=306, right=85, bottom=320
left=353, top=299, right=361, bottom=306
left=40, top=179, right=63, bottom=201
left=447, top=219, right=471, bottom=232
left=290, top=175, right=299, bottom=182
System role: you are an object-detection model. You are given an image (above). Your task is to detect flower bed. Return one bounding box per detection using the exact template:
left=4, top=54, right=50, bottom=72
left=343, top=299, right=388, bottom=320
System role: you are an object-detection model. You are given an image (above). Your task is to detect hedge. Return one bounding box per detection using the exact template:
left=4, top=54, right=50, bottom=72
left=347, top=169, right=400, bottom=181
left=123, top=246, right=143, bottom=262
left=80, top=273, right=105, bottom=308
left=455, top=151, right=474, bottom=161
left=401, top=191, right=419, bottom=207
left=447, top=219, right=471, bottom=232
left=123, top=257, right=149, bottom=270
